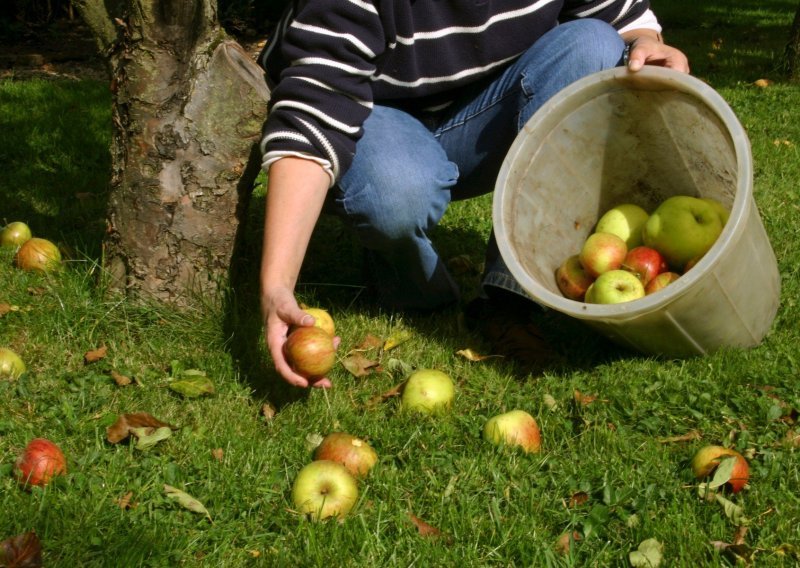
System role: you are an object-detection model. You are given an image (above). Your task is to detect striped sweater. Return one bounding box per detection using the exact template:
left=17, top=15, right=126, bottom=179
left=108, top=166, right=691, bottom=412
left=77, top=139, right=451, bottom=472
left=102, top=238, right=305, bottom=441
left=259, top=0, right=661, bottom=185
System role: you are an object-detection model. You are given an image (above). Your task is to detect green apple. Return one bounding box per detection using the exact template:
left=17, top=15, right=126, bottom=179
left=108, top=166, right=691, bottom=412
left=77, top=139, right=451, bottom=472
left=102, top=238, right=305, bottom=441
left=642, top=196, right=724, bottom=270
left=555, top=254, right=594, bottom=301
left=301, top=307, right=336, bottom=337
left=595, top=203, right=649, bottom=249
left=578, top=232, right=627, bottom=278
left=1, top=221, right=32, bottom=249
left=400, top=369, right=455, bottom=414
left=584, top=282, right=596, bottom=303
left=700, top=197, right=730, bottom=226
left=291, top=460, right=359, bottom=520
left=690, top=445, right=749, bottom=494
left=588, top=269, right=645, bottom=304
left=483, top=410, right=542, bottom=453
left=313, top=432, right=378, bottom=478
left=0, top=347, right=26, bottom=379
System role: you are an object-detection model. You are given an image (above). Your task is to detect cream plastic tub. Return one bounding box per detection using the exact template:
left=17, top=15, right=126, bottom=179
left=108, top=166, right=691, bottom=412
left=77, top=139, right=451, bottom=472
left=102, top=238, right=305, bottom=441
left=493, top=66, right=780, bottom=357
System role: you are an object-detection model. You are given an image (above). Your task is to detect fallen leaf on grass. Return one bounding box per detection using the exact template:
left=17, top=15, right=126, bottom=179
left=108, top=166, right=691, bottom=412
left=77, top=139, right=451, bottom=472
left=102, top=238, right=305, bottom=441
left=261, top=402, right=276, bottom=422
left=455, top=348, right=501, bottom=362
left=784, top=430, right=800, bottom=447
left=106, top=412, right=175, bottom=444
left=366, top=382, right=404, bottom=408
left=710, top=541, right=757, bottom=564
left=629, top=538, right=663, bottom=567
left=110, top=369, right=133, bottom=386
left=117, top=491, right=136, bottom=510
left=354, top=334, right=383, bottom=351
left=446, top=254, right=480, bottom=275
left=168, top=371, right=215, bottom=397
left=408, top=513, right=450, bottom=542
left=383, top=330, right=412, bottom=351
left=573, top=390, right=598, bottom=406
left=342, top=351, right=380, bottom=378
left=0, top=531, right=43, bottom=567
left=753, top=78, right=773, bottom=88
left=658, top=430, right=701, bottom=444
left=714, top=494, right=749, bottom=526
left=0, top=303, right=19, bottom=317
left=568, top=492, right=590, bottom=508
left=554, top=531, right=581, bottom=556
left=131, top=426, right=172, bottom=450
left=164, top=485, right=212, bottom=522
left=211, top=448, right=224, bottom=462
left=84, top=345, right=108, bottom=364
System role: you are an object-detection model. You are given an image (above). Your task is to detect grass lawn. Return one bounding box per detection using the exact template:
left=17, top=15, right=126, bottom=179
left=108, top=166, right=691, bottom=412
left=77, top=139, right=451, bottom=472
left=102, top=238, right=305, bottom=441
left=1, top=1, right=799, bottom=566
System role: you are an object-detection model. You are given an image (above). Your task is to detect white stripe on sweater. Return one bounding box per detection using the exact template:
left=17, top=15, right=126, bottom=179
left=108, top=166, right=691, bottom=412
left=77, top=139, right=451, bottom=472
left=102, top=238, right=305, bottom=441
left=291, top=21, right=377, bottom=59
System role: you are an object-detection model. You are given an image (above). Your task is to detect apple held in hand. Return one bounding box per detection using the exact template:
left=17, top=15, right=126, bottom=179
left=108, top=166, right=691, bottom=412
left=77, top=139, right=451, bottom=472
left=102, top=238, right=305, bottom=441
left=284, top=327, right=336, bottom=380
left=622, top=246, right=668, bottom=286
left=483, top=410, right=541, bottom=454
left=579, top=232, right=627, bottom=278
left=644, top=271, right=681, bottom=295
left=0, top=347, right=26, bottom=379
left=642, top=196, right=724, bottom=270
left=1, top=221, right=32, bottom=249
left=594, top=203, right=649, bottom=249
left=14, top=438, right=67, bottom=488
left=586, top=269, right=645, bottom=304
left=291, top=460, right=359, bottom=520
left=400, top=369, right=455, bottom=414
left=14, top=237, right=62, bottom=273
left=691, top=445, right=749, bottom=493
left=301, top=307, right=336, bottom=337
left=313, top=432, right=378, bottom=478
left=556, top=255, right=594, bottom=301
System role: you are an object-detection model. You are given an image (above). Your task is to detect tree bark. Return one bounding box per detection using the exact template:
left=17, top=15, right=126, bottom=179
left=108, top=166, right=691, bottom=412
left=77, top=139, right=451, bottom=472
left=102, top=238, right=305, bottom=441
left=787, top=3, right=800, bottom=82
left=72, top=0, right=269, bottom=303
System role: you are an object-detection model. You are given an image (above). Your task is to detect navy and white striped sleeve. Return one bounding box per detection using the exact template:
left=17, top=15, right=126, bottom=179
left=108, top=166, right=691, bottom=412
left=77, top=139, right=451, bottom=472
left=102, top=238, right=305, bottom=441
left=561, top=0, right=661, bottom=34
left=260, top=0, right=386, bottom=186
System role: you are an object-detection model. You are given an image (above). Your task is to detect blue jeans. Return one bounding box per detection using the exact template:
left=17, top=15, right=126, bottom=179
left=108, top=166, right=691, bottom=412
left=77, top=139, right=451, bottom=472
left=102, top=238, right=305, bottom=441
left=328, top=19, right=626, bottom=309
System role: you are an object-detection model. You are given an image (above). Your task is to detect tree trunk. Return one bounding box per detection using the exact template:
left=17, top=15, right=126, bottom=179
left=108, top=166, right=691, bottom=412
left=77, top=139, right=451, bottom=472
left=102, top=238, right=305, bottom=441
left=72, top=0, right=269, bottom=303
left=787, top=2, right=800, bottom=82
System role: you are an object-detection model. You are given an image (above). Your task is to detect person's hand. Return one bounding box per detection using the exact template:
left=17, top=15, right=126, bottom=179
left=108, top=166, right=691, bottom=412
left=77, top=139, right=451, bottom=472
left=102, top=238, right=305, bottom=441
left=262, top=286, right=337, bottom=389
left=626, top=35, right=689, bottom=73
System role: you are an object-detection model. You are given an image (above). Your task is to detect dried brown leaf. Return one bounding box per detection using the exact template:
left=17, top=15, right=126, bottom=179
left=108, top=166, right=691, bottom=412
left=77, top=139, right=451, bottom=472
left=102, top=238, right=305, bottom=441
left=26, top=287, right=46, bottom=296
left=106, top=412, right=175, bottom=444
left=753, top=78, right=773, bottom=88
left=568, top=491, right=590, bottom=508
left=0, top=303, right=14, bottom=317
left=658, top=430, right=702, bottom=444
left=733, top=525, right=749, bottom=546
left=408, top=512, right=447, bottom=540
left=211, top=448, right=224, bottom=462
left=110, top=369, right=132, bottom=386
left=342, top=352, right=380, bottom=377
left=117, top=491, right=135, bottom=510
left=0, top=531, right=43, bottom=567
left=354, top=334, right=383, bottom=351
left=261, top=402, right=276, bottom=422
left=84, top=345, right=108, bottom=364
left=573, top=390, right=598, bottom=406
left=784, top=430, right=800, bottom=447
left=366, top=382, right=404, bottom=408
left=555, top=531, right=581, bottom=556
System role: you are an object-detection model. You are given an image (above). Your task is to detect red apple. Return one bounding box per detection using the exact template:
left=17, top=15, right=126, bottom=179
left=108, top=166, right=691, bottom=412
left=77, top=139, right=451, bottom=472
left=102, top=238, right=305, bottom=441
left=691, top=445, right=749, bottom=493
left=555, top=255, right=595, bottom=301
left=313, top=432, right=378, bottom=478
left=14, top=237, right=62, bottom=273
left=483, top=410, right=542, bottom=453
left=579, top=232, right=627, bottom=278
left=621, top=246, right=668, bottom=285
left=644, top=271, right=681, bottom=295
left=14, top=438, right=67, bottom=488
left=284, top=327, right=336, bottom=380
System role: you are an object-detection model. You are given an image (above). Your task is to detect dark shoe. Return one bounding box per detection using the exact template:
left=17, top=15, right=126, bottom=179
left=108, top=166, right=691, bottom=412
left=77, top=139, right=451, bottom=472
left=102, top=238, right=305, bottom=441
left=464, top=290, right=561, bottom=374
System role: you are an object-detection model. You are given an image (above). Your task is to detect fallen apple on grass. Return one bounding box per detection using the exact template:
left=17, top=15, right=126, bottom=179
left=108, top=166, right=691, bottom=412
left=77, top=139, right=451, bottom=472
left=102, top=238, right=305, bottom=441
left=14, top=438, right=67, bottom=488
left=14, top=237, right=62, bottom=273
left=1, top=221, right=32, bottom=249
left=578, top=232, right=627, bottom=278
left=594, top=203, right=649, bottom=249
left=691, top=445, right=749, bottom=493
left=0, top=347, right=26, bottom=379
left=284, top=326, right=336, bottom=380
left=313, top=432, right=378, bottom=478
left=291, top=460, right=359, bottom=520
left=585, top=269, right=645, bottom=304
left=483, top=410, right=541, bottom=454
left=555, top=255, right=594, bottom=301
left=400, top=369, right=455, bottom=414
